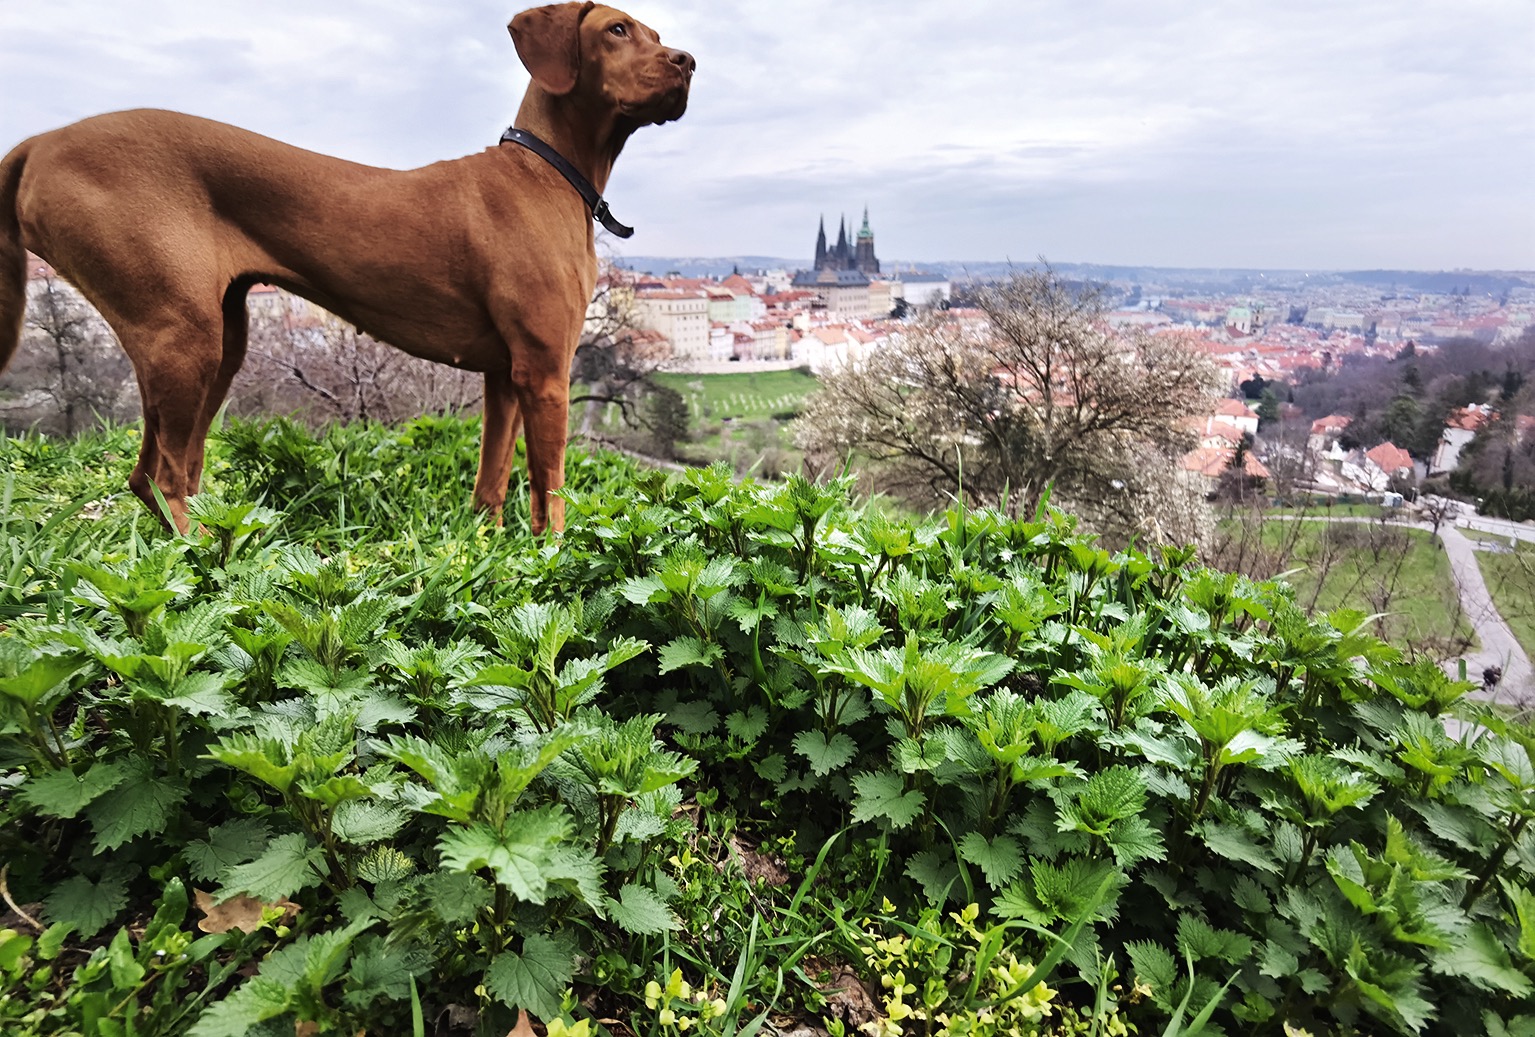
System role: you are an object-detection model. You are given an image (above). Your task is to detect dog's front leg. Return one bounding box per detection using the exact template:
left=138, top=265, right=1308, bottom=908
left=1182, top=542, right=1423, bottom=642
left=511, top=354, right=572, bottom=537
left=474, top=368, right=523, bottom=522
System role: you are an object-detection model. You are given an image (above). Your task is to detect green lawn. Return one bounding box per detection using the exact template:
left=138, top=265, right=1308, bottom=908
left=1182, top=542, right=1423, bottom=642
left=652, top=368, right=819, bottom=423
left=1263, top=501, right=1395, bottom=519
left=1467, top=535, right=1535, bottom=658
left=1253, top=519, right=1475, bottom=654
left=647, top=369, right=820, bottom=474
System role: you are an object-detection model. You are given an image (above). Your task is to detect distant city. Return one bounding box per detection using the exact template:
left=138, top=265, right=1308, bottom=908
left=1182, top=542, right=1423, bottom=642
left=606, top=209, right=1535, bottom=380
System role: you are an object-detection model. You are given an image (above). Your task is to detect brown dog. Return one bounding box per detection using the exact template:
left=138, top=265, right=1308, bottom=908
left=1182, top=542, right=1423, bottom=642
left=0, top=2, right=692, bottom=534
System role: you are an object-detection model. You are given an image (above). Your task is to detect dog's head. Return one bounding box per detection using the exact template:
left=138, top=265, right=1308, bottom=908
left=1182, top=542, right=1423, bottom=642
left=510, top=2, right=693, bottom=125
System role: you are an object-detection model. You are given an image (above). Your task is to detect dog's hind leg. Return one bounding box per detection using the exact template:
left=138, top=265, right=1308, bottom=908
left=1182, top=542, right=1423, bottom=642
left=0, top=146, right=28, bottom=378
left=124, top=314, right=223, bottom=532
left=473, top=368, right=523, bottom=522
left=183, top=282, right=253, bottom=493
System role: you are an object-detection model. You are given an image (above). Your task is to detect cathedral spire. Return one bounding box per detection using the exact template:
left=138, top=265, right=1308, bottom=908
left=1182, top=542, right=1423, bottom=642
left=814, top=215, right=827, bottom=270
left=835, top=216, right=849, bottom=269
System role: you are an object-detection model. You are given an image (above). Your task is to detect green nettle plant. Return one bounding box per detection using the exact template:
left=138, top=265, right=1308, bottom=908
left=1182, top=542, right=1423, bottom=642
left=1, top=421, right=1533, bottom=1037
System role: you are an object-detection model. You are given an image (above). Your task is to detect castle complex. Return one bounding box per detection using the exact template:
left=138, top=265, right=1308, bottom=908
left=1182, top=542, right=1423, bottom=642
left=812, top=208, right=880, bottom=276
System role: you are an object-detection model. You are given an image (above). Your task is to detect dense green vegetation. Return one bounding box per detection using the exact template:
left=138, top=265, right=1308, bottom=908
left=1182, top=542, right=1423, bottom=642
left=2, top=417, right=1534, bottom=1037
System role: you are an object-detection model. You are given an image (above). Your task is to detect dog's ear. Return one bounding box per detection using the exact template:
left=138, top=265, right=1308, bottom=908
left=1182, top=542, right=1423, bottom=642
left=509, top=2, right=596, bottom=96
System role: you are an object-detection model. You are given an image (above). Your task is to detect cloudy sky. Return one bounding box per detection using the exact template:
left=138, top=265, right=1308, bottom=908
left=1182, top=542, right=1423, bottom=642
left=2, top=0, right=1531, bottom=270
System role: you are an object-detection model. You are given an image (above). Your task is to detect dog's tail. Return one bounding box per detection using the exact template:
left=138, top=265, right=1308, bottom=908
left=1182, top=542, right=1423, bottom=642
left=0, top=144, right=29, bottom=377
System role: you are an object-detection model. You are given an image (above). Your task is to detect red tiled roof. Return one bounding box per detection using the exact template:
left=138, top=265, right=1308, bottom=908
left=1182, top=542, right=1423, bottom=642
left=1181, top=447, right=1271, bottom=480
left=1445, top=407, right=1491, bottom=432
left=1365, top=442, right=1413, bottom=475
left=1310, top=414, right=1351, bottom=435
left=1215, top=398, right=1259, bottom=419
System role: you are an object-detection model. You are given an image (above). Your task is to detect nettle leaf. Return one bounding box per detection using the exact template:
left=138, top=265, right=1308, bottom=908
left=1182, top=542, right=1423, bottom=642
left=793, top=730, right=857, bottom=776
left=658, top=636, right=723, bottom=675
left=1125, top=940, right=1177, bottom=1006
left=220, top=833, right=327, bottom=902
left=162, top=670, right=238, bottom=718
left=0, top=652, right=86, bottom=709
left=343, top=934, right=430, bottom=1009
left=45, top=873, right=127, bottom=939
left=613, top=807, right=667, bottom=844
left=755, top=753, right=788, bottom=783
left=850, top=770, right=925, bottom=830
left=257, top=919, right=371, bottom=993
left=332, top=801, right=408, bottom=845
left=545, top=846, right=606, bottom=910
left=352, top=690, right=416, bottom=732
left=1200, top=820, right=1282, bottom=875
left=485, top=931, right=578, bottom=1021
left=87, top=768, right=188, bottom=852
left=205, top=734, right=299, bottom=794
left=299, top=774, right=373, bottom=810
left=905, top=849, right=961, bottom=905
left=727, top=706, right=769, bottom=742
left=958, top=832, right=1025, bottom=890
left=894, top=736, right=950, bottom=774
left=664, top=699, right=720, bottom=735
left=620, top=574, right=668, bottom=606
left=728, top=595, right=778, bottom=634
left=185, top=976, right=293, bottom=1037
left=1437, top=923, right=1534, bottom=997
left=604, top=883, right=677, bottom=935
left=996, top=856, right=1123, bottom=925
left=1106, top=815, right=1167, bottom=867
left=1504, top=878, right=1535, bottom=962
left=1231, top=875, right=1272, bottom=916
left=355, top=847, right=415, bottom=885
left=19, top=761, right=129, bottom=819
left=415, top=871, right=493, bottom=926
left=1177, top=913, right=1253, bottom=964
left=185, top=818, right=273, bottom=883
left=436, top=806, right=571, bottom=902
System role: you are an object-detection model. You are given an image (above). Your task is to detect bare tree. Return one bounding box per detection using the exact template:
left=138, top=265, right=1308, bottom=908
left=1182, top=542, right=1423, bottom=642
left=231, top=303, right=482, bottom=424
left=1419, top=494, right=1460, bottom=543
left=795, top=266, right=1221, bottom=544
left=1257, top=421, right=1317, bottom=502
left=0, top=272, right=137, bottom=434
left=568, top=255, right=681, bottom=455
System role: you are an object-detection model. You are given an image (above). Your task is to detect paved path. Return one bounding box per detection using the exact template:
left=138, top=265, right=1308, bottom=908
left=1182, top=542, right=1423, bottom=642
left=1270, top=515, right=1533, bottom=706
left=1436, top=524, right=1533, bottom=703
left=1459, top=514, right=1535, bottom=545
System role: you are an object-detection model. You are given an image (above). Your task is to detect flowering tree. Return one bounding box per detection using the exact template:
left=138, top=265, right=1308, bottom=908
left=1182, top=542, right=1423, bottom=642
left=796, top=267, right=1219, bottom=544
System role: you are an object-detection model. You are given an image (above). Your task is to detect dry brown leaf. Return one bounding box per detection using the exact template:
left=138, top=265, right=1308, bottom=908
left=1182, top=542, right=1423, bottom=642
left=506, top=1009, right=539, bottom=1036
left=728, top=835, right=790, bottom=887
left=294, top=1023, right=318, bottom=1037
left=820, top=967, right=878, bottom=1033
left=193, top=888, right=300, bottom=934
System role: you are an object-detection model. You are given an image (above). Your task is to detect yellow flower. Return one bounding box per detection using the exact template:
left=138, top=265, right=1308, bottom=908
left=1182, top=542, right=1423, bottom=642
left=644, top=980, right=663, bottom=1009
left=546, top=1020, right=591, bottom=1037
left=659, top=1008, right=676, bottom=1026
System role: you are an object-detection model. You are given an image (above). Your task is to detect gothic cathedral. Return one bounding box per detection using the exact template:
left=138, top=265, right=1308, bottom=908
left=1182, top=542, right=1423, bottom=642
left=813, top=208, right=880, bottom=276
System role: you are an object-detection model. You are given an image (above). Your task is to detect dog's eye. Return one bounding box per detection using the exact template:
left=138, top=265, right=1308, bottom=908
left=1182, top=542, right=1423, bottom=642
left=608, top=23, right=628, bottom=37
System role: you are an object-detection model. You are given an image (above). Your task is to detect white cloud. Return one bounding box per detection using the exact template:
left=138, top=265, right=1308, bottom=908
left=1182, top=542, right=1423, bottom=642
left=1, top=0, right=1530, bottom=268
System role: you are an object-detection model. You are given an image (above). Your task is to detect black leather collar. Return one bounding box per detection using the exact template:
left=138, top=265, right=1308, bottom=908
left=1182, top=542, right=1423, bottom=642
left=500, top=126, right=634, bottom=239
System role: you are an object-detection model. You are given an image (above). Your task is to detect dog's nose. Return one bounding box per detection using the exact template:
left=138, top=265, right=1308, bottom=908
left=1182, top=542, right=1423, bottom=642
left=669, top=49, right=696, bottom=75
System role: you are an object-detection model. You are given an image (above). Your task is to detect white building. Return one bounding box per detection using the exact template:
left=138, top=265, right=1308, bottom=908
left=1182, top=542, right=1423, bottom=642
left=633, top=291, right=710, bottom=362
